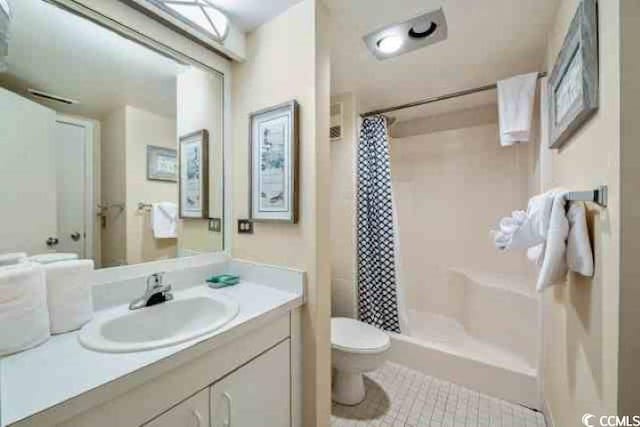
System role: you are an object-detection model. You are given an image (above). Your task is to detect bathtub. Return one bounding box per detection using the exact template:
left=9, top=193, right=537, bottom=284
left=389, top=269, right=540, bottom=409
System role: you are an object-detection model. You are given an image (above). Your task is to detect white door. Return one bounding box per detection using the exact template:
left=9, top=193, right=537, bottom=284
left=211, top=340, right=291, bottom=427
left=0, top=88, right=57, bottom=255
left=55, top=120, right=88, bottom=258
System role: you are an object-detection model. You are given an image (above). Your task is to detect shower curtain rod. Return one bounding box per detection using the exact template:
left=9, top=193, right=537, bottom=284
left=360, top=72, right=547, bottom=118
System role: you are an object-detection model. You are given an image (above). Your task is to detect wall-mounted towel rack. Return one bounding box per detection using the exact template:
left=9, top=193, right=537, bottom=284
left=566, top=185, right=608, bottom=207
left=138, top=202, right=153, bottom=212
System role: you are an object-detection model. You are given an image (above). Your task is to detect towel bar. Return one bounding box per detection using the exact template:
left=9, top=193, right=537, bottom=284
left=566, top=185, right=607, bottom=207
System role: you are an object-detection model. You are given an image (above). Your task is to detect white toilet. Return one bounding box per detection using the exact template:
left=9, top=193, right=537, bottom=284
left=331, top=317, right=391, bottom=405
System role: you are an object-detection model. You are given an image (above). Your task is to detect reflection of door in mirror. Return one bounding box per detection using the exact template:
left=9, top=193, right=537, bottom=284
left=0, top=0, right=225, bottom=269
left=0, top=87, right=57, bottom=255
left=55, top=117, right=97, bottom=263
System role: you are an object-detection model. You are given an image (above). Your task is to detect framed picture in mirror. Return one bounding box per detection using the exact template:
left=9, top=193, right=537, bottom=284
left=179, top=130, right=209, bottom=219
left=249, top=100, right=299, bottom=223
left=147, top=145, right=177, bottom=182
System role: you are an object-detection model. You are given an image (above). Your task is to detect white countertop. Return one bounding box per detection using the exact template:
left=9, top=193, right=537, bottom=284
left=0, top=281, right=303, bottom=426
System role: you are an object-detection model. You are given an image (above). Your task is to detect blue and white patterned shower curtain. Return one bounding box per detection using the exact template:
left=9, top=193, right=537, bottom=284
left=357, top=116, right=401, bottom=333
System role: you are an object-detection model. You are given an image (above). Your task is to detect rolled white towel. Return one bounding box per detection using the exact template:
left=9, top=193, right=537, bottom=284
left=0, top=262, right=50, bottom=356
left=0, top=252, right=27, bottom=267
left=43, top=260, right=94, bottom=334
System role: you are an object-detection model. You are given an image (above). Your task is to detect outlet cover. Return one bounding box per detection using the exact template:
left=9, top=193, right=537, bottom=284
left=237, top=219, right=253, bottom=234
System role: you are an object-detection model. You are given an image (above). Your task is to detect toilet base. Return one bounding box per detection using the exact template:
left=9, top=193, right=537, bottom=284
left=332, top=370, right=366, bottom=406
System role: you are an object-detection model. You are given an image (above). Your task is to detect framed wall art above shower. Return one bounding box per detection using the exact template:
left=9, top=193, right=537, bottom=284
left=249, top=100, right=299, bottom=223
left=547, top=0, right=599, bottom=149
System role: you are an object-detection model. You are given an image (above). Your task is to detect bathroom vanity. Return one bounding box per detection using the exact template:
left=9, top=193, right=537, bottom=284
left=0, top=258, right=305, bottom=427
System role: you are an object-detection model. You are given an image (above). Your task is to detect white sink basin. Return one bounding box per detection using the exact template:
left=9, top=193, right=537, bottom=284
left=79, top=293, right=239, bottom=353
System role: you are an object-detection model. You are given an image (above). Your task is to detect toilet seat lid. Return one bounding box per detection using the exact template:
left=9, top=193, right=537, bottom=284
left=331, top=317, right=390, bottom=354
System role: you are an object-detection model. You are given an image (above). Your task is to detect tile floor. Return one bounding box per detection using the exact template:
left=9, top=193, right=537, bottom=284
left=331, top=363, right=545, bottom=427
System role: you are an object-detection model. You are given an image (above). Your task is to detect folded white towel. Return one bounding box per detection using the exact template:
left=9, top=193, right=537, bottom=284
left=30, top=253, right=79, bottom=265
left=497, top=72, right=539, bottom=146
left=567, top=202, right=594, bottom=277
left=43, top=259, right=94, bottom=334
left=152, top=202, right=177, bottom=239
left=0, top=262, right=50, bottom=356
left=0, top=252, right=27, bottom=266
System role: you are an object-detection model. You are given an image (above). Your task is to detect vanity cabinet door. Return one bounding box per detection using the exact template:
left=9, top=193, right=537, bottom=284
left=211, top=339, right=291, bottom=427
left=144, top=388, right=209, bottom=427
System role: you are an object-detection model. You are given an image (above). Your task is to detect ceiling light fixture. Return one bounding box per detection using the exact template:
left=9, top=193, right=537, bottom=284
left=364, top=9, right=448, bottom=60
left=376, top=35, right=403, bottom=54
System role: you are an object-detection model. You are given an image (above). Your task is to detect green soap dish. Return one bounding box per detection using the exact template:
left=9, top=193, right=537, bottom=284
left=207, top=274, right=240, bottom=288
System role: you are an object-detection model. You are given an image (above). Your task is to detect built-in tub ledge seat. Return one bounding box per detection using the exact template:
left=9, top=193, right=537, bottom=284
left=0, top=260, right=305, bottom=427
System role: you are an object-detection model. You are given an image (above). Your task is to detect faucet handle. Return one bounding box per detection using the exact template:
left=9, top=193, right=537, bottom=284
left=147, top=272, right=166, bottom=290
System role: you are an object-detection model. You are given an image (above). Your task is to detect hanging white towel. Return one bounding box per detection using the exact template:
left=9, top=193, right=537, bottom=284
left=43, top=259, right=94, bottom=334
left=536, top=191, right=570, bottom=291
left=497, top=72, right=539, bottom=146
left=0, top=262, right=50, bottom=356
left=494, top=189, right=595, bottom=290
left=0, top=252, right=27, bottom=266
left=152, top=202, right=177, bottom=239
left=566, top=202, right=594, bottom=277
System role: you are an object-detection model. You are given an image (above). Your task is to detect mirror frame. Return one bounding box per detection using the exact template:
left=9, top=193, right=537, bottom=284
left=37, top=0, right=233, bottom=275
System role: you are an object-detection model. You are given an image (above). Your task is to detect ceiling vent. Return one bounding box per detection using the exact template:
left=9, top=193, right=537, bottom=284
left=363, top=8, right=448, bottom=60
left=330, top=103, right=343, bottom=141
left=27, top=89, right=79, bottom=105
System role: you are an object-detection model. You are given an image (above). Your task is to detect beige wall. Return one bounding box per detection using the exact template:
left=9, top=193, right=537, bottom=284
left=390, top=105, right=536, bottom=317
left=330, top=93, right=358, bottom=318
left=100, top=107, right=127, bottom=267
left=541, top=0, right=620, bottom=424
left=230, top=1, right=331, bottom=425
left=618, top=0, right=640, bottom=415
left=176, top=67, right=224, bottom=255
left=124, top=106, right=178, bottom=265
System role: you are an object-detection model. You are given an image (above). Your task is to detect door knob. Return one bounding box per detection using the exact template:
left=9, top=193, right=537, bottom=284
left=71, top=232, right=81, bottom=241
left=46, top=237, right=59, bottom=247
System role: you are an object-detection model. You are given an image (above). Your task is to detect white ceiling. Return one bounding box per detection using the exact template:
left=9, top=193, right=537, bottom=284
left=0, top=0, right=188, bottom=119
left=209, top=0, right=304, bottom=31
left=327, top=0, right=560, bottom=121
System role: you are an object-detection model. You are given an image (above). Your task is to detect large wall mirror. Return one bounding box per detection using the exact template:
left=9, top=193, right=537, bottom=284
left=0, top=0, right=225, bottom=269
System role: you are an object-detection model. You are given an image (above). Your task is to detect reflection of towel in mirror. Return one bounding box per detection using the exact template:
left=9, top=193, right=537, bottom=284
left=152, top=202, right=177, bottom=239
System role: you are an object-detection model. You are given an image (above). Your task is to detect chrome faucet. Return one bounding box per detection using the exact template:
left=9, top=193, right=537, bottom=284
left=129, top=272, right=174, bottom=310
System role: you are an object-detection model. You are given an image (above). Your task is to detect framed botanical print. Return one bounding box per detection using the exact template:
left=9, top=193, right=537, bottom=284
left=147, top=145, right=177, bottom=182
left=249, top=100, right=299, bottom=223
left=547, top=0, right=598, bottom=149
left=179, top=130, right=209, bottom=219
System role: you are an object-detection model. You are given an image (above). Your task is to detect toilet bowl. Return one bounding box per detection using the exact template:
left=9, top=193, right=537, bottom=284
left=331, top=317, right=390, bottom=405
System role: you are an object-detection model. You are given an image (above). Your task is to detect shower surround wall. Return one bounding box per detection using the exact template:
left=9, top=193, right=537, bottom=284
left=387, top=104, right=540, bottom=405
left=390, top=104, right=537, bottom=303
